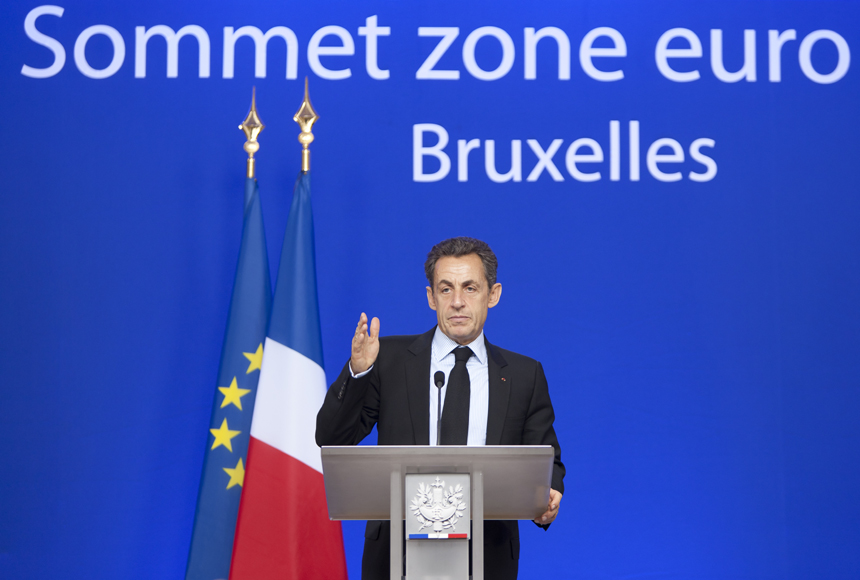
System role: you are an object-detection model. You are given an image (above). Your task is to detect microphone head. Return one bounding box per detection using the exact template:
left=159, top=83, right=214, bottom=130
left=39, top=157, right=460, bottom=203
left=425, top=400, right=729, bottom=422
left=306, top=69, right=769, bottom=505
left=434, top=371, right=445, bottom=389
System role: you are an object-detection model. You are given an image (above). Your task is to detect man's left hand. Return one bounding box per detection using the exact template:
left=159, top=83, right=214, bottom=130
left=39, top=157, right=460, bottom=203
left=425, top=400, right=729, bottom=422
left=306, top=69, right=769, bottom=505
left=534, top=488, right=562, bottom=525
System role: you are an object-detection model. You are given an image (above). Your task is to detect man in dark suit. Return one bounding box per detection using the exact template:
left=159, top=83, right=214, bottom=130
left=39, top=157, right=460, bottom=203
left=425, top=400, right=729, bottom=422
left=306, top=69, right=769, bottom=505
left=316, top=237, right=564, bottom=580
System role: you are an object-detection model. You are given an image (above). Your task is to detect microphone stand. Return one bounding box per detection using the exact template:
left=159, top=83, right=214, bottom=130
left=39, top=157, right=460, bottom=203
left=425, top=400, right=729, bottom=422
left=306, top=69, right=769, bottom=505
left=434, top=371, right=445, bottom=445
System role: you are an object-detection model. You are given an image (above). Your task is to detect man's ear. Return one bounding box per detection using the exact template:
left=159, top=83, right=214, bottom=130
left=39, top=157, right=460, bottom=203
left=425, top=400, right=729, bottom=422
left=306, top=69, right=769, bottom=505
left=488, top=283, right=502, bottom=308
left=426, top=286, right=437, bottom=311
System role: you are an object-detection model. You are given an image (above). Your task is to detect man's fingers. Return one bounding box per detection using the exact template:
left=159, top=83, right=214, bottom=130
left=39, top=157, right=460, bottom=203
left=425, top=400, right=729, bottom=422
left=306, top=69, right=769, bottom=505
left=355, top=314, right=379, bottom=338
left=536, top=509, right=557, bottom=523
left=534, top=489, right=562, bottom=523
left=354, top=323, right=366, bottom=339
left=534, top=507, right=553, bottom=522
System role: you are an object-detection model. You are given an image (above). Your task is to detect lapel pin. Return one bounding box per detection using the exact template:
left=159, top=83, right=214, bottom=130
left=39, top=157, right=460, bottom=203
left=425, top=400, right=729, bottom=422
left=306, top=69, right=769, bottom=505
left=501, top=378, right=506, bottom=381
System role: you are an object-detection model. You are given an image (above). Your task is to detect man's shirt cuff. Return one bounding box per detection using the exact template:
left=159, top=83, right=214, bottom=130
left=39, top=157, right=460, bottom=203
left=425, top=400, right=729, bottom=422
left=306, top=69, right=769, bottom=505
left=349, top=362, right=373, bottom=379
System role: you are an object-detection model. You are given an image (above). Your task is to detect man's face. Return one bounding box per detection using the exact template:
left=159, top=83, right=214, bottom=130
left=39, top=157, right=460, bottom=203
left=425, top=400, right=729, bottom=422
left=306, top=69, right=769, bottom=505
left=426, top=254, right=502, bottom=345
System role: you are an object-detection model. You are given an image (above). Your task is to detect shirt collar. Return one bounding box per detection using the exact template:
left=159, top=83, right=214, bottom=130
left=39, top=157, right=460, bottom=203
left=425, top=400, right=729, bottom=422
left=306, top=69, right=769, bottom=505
left=431, top=326, right=486, bottom=365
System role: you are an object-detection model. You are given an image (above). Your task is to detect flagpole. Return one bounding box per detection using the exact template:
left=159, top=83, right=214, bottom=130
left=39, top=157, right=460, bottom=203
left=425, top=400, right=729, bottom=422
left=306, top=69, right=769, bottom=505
left=186, top=88, right=273, bottom=580
left=293, top=77, right=320, bottom=173
left=239, top=87, right=265, bottom=178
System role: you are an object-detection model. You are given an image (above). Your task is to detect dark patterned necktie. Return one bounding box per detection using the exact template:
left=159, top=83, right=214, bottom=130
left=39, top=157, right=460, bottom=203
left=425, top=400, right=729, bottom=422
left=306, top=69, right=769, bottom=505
left=440, top=347, right=473, bottom=445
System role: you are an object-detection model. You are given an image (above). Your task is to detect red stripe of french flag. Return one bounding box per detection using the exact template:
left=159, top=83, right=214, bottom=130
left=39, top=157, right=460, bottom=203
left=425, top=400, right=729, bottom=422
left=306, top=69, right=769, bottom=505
left=229, top=338, right=347, bottom=580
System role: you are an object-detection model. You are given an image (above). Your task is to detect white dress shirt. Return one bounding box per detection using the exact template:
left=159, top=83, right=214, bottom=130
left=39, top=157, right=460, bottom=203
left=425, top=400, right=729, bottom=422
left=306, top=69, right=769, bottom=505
left=428, top=327, right=489, bottom=446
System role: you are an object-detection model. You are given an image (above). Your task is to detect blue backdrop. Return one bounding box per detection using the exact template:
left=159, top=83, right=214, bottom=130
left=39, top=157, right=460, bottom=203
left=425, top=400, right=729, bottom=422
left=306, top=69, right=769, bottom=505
left=1, top=1, right=858, bottom=578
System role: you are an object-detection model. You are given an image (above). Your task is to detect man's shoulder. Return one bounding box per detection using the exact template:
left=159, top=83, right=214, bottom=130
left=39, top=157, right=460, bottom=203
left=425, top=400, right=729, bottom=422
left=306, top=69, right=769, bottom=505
left=379, top=333, right=424, bottom=347
left=378, top=329, right=434, bottom=356
left=485, top=340, right=542, bottom=371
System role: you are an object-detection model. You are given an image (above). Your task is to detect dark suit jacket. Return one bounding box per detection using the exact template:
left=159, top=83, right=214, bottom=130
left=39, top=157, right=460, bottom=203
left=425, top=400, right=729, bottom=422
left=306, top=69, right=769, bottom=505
left=316, top=328, right=565, bottom=580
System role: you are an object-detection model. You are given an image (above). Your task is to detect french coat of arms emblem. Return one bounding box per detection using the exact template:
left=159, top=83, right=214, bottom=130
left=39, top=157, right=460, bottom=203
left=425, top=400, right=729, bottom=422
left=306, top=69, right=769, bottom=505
left=409, top=476, right=467, bottom=532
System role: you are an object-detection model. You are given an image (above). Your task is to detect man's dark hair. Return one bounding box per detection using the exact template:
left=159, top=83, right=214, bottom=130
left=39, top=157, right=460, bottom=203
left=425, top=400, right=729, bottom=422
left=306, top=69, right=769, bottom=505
left=425, top=237, right=498, bottom=288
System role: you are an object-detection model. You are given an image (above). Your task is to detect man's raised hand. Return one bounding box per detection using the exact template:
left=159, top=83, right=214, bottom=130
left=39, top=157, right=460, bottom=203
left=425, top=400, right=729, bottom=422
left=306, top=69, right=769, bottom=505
left=350, top=313, right=380, bottom=374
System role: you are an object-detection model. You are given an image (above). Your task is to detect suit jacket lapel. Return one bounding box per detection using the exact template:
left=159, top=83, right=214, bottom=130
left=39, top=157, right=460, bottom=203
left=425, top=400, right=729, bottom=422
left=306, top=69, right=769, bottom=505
left=406, top=328, right=434, bottom=445
left=485, top=337, right=510, bottom=445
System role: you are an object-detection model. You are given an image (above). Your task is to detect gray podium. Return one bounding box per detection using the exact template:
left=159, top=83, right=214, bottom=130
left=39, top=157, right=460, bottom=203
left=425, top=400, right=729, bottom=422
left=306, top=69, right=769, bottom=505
left=321, top=445, right=554, bottom=580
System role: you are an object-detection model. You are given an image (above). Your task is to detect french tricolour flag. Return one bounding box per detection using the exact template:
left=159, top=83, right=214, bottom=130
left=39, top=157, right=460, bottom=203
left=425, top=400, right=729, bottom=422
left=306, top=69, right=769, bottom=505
left=230, top=173, right=347, bottom=579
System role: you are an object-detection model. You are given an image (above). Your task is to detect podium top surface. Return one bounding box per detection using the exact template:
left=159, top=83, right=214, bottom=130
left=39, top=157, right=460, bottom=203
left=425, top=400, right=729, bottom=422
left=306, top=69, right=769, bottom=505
left=320, top=445, right=554, bottom=521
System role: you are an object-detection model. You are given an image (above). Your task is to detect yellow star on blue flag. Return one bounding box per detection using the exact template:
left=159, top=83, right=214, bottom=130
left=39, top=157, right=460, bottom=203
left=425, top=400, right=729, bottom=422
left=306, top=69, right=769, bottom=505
left=223, top=458, right=245, bottom=489
left=209, top=418, right=241, bottom=452
left=243, top=344, right=264, bottom=374
left=218, top=377, right=251, bottom=410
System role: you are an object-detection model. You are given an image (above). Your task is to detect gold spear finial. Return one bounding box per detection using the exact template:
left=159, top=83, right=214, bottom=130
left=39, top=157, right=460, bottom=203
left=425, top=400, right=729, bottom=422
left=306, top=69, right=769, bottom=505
left=239, top=87, right=265, bottom=178
left=293, top=77, right=319, bottom=173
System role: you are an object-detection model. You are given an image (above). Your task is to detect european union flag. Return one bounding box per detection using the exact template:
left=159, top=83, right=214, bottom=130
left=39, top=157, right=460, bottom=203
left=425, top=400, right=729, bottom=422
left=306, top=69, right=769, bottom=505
left=185, top=177, right=272, bottom=580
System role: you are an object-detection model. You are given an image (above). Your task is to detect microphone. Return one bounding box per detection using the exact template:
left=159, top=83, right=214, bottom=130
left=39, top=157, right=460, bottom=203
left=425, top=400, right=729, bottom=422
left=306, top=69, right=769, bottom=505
left=434, top=371, right=445, bottom=445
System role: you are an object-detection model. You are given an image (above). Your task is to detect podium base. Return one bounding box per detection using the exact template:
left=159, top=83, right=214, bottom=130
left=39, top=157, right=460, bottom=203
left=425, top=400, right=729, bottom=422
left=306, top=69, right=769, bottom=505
left=406, top=539, right=468, bottom=580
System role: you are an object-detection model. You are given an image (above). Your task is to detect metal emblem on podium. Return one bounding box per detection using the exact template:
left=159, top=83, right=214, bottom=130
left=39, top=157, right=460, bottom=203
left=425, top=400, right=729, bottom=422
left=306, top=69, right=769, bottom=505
left=405, top=474, right=470, bottom=539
